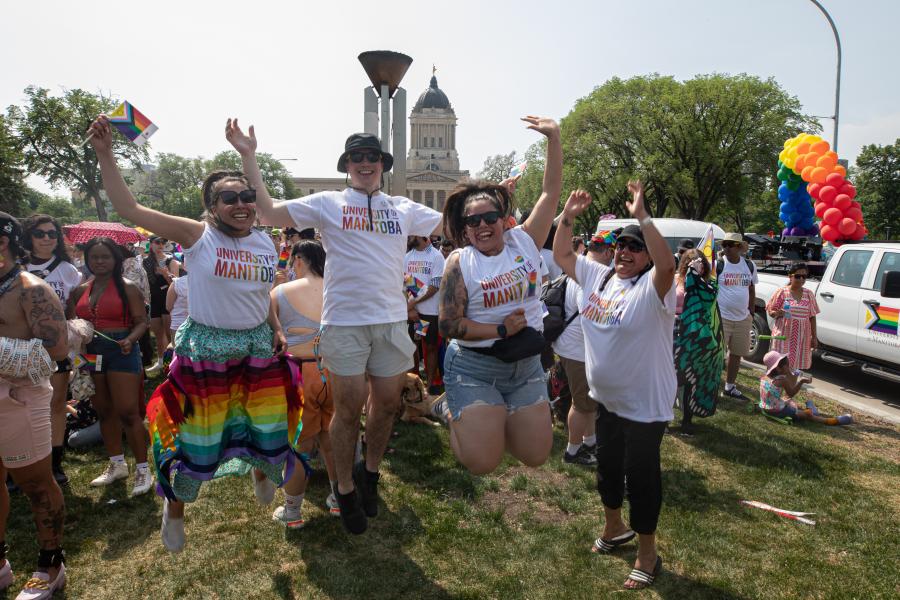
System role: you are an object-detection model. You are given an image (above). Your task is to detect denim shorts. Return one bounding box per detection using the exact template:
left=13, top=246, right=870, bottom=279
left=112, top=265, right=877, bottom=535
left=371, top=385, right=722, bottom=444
left=443, top=341, right=548, bottom=421
left=86, top=331, right=143, bottom=374
left=763, top=404, right=798, bottom=420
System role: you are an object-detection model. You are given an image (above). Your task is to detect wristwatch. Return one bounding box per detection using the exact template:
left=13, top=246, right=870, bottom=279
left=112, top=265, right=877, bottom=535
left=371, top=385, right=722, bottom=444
left=497, top=324, right=508, bottom=339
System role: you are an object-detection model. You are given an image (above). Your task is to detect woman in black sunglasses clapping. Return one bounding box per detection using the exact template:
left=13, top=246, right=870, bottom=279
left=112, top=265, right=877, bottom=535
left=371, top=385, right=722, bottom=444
left=22, top=214, right=84, bottom=485
left=431, top=116, right=562, bottom=476
left=86, top=115, right=300, bottom=554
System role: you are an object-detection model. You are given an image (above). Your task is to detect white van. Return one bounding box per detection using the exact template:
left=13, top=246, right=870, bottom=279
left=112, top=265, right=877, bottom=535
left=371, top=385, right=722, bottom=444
left=591, top=218, right=726, bottom=255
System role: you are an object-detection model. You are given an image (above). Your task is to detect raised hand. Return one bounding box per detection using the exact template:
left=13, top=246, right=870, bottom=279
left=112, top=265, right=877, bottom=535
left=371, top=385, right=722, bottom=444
left=562, top=189, right=593, bottom=220
left=626, top=180, right=649, bottom=220
left=499, top=174, right=521, bottom=194
left=521, top=115, right=560, bottom=138
left=87, top=115, right=114, bottom=154
left=225, top=118, right=257, bottom=156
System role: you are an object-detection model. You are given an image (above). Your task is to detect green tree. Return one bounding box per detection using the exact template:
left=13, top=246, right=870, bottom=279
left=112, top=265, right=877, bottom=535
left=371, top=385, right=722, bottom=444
left=477, top=151, right=519, bottom=183
left=6, top=86, right=150, bottom=221
left=855, top=139, right=900, bottom=239
left=0, top=114, right=28, bottom=215
left=560, top=74, right=817, bottom=231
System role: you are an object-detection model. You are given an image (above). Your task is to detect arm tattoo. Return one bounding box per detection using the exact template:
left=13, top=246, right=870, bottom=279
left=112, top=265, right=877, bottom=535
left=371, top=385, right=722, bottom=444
left=562, top=217, right=572, bottom=227
left=23, top=284, right=67, bottom=349
left=438, top=259, right=469, bottom=339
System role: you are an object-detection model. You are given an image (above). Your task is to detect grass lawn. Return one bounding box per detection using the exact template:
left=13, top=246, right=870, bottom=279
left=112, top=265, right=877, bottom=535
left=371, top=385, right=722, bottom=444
left=2, top=368, right=898, bottom=599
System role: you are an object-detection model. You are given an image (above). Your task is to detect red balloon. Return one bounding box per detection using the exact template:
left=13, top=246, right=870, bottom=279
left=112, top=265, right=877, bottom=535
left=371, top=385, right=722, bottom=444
left=845, top=207, right=863, bottom=222
left=840, top=183, right=857, bottom=199
left=834, top=194, right=852, bottom=211
left=814, top=202, right=828, bottom=218
left=823, top=207, right=843, bottom=226
left=808, top=183, right=822, bottom=199
left=819, top=185, right=838, bottom=204
left=850, top=200, right=861, bottom=210
left=825, top=172, right=845, bottom=188
left=820, top=224, right=838, bottom=242
left=838, top=217, right=857, bottom=236
left=851, top=224, right=866, bottom=240
left=819, top=194, right=835, bottom=208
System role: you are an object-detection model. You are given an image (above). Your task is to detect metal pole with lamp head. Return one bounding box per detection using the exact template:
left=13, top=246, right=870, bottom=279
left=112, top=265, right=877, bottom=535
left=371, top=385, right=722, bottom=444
left=808, top=0, right=842, bottom=152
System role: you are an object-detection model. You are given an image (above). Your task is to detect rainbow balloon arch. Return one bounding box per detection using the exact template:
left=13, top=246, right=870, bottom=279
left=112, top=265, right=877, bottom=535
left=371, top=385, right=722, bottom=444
left=776, top=133, right=867, bottom=245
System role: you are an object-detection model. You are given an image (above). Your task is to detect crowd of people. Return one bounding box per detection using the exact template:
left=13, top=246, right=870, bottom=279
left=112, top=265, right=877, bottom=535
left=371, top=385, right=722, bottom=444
left=0, top=113, right=855, bottom=598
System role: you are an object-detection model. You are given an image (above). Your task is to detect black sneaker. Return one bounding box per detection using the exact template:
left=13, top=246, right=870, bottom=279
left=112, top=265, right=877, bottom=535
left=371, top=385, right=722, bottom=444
left=563, top=447, right=597, bottom=466
left=52, top=447, right=69, bottom=485
left=353, top=461, right=380, bottom=518
left=335, top=488, right=367, bottom=535
left=723, top=387, right=748, bottom=401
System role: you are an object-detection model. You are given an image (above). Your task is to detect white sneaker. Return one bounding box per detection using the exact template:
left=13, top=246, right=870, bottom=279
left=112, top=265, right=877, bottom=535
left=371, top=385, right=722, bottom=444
left=272, top=505, right=306, bottom=529
left=90, top=461, right=129, bottom=487
left=131, top=468, right=154, bottom=497
left=252, top=471, right=275, bottom=506
left=14, top=563, right=65, bottom=600
left=145, top=361, right=163, bottom=376
left=326, top=493, right=341, bottom=517
left=160, top=499, right=185, bottom=553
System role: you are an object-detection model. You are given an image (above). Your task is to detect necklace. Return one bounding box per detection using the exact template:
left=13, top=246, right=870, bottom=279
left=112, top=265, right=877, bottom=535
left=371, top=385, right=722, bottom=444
left=0, top=265, right=22, bottom=298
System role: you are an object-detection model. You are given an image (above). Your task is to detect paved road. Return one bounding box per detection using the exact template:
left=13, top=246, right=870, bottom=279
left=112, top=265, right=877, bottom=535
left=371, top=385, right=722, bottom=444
left=742, top=359, right=900, bottom=425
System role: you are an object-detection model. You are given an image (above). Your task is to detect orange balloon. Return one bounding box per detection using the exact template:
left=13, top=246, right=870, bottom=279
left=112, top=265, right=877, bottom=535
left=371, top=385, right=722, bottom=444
left=811, top=166, right=828, bottom=184
left=796, top=142, right=811, bottom=155
left=805, top=153, right=821, bottom=168
left=833, top=164, right=846, bottom=178
left=811, top=140, right=830, bottom=155
left=794, top=154, right=807, bottom=171
left=801, top=165, right=815, bottom=182
left=824, top=150, right=838, bottom=161
left=816, top=155, right=837, bottom=171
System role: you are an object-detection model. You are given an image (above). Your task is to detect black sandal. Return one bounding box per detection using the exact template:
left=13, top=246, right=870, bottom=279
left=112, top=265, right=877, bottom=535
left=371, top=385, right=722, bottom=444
left=591, top=530, right=636, bottom=553
left=624, top=556, right=662, bottom=590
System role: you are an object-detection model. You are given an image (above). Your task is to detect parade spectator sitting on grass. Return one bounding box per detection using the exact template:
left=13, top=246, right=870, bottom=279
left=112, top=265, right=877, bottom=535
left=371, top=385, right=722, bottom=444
left=759, top=350, right=851, bottom=425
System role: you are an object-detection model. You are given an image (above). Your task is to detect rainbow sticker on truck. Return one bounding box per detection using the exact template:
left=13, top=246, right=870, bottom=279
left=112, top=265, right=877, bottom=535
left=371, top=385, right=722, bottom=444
left=864, top=305, right=899, bottom=336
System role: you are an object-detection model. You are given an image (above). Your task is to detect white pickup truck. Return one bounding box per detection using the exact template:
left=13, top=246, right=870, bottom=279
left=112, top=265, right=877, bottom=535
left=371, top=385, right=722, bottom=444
left=753, top=242, right=900, bottom=383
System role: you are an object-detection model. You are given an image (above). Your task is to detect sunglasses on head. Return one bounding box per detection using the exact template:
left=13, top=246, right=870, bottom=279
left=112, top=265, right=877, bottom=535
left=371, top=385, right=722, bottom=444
left=31, top=230, right=59, bottom=240
left=348, top=151, right=382, bottom=164
left=616, top=240, right=646, bottom=253
left=464, top=210, right=502, bottom=228
left=217, top=189, right=257, bottom=205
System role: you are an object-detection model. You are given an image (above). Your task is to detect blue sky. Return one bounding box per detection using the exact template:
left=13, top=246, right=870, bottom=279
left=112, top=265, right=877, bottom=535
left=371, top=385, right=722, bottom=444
left=3, top=0, right=897, bottom=196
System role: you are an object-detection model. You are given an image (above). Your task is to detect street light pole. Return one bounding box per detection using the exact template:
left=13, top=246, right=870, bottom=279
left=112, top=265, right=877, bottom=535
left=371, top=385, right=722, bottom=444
left=809, top=0, right=842, bottom=152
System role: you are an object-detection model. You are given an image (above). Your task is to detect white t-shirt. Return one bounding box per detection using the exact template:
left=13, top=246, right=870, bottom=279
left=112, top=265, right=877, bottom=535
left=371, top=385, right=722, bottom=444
left=183, top=225, right=276, bottom=330
left=456, top=226, right=544, bottom=348
left=716, top=257, right=757, bottom=321
left=26, top=258, right=82, bottom=304
left=286, top=189, right=442, bottom=325
left=404, top=245, right=445, bottom=316
left=576, top=256, right=676, bottom=423
left=169, top=275, right=190, bottom=330
left=540, top=248, right=563, bottom=281
left=552, top=278, right=585, bottom=362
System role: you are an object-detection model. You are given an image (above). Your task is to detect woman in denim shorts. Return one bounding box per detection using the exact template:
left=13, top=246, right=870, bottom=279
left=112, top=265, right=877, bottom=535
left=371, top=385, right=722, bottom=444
left=435, top=116, right=562, bottom=475
left=68, top=237, right=151, bottom=497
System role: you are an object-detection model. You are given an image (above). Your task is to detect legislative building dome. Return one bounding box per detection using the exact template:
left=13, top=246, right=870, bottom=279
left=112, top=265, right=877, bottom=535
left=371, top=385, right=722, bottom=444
left=413, top=75, right=452, bottom=111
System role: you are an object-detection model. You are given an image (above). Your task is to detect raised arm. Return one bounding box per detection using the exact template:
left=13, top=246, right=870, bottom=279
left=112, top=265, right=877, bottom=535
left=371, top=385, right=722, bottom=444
left=226, top=118, right=295, bottom=227
left=520, top=116, right=562, bottom=249
left=21, top=275, right=68, bottom=361
left=88, top=116, right=204, bottom=248
left=626, top=181, right=675, bottom=301
left=553, top=190, right=593, bottom=283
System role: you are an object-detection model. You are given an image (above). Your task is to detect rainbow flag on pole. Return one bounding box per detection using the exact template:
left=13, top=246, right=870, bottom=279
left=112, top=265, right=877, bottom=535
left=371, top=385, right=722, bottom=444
left=277, top=248, right=290, bottom=270
left=73, top=353, right=102, bottom=372
left=509, top=161, right=527, bottom=178
left=108, top=101, right=158, bottom=146
left=698, top=224, right=717, bottom=278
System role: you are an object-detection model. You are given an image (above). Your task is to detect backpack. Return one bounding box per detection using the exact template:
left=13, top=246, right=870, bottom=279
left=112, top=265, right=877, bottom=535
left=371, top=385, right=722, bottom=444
left=540, top=274, right=578, bottom=343
left=716, top=257, right=756, bottom=281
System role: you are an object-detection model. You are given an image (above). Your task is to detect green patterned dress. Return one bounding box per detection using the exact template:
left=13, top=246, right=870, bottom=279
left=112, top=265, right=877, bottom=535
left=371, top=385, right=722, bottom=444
left=674, top=270, right=724, bottom=417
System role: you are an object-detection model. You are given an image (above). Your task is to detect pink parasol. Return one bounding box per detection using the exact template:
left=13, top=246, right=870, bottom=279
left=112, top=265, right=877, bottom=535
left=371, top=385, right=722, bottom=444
left=63, top=221, right=147, bottom=245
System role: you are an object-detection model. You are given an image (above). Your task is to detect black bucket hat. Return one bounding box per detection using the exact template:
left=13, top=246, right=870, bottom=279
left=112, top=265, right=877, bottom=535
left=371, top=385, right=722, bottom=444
left=337, top=133, right=394, bottom=173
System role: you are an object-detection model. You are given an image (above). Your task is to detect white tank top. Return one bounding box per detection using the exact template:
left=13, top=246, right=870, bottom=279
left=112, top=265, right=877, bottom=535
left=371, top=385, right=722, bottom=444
left=456, top=226, right=544, bottom=348
left=182, top=224, right=276, bottom=330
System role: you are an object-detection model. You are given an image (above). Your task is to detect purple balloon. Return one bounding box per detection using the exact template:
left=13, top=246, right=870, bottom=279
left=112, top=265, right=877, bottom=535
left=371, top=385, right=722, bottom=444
left=789, top=226, right=804, bottom=236
left=782, top=227, right=791, bottom=236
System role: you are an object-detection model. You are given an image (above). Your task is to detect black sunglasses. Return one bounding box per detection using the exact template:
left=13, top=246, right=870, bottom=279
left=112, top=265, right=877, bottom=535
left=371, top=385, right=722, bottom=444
left=722, top=241, right=740, bottom=248
left=464, top=211, right=502, bottom=228
left=348, top=151, right=382, bottom=164
left=792, top=273, right=808, bottom=279
left=217, top=189, right=257, bottom=205
left=31, top=230, right=59, bottom=240
left=616, top=240, right=646, bottom=253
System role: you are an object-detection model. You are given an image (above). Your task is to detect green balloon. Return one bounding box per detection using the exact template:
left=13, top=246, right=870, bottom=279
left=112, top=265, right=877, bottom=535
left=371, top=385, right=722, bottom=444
left=786, top=179, right=801, bottom=191
left=777, top=160, right=784, bottom=169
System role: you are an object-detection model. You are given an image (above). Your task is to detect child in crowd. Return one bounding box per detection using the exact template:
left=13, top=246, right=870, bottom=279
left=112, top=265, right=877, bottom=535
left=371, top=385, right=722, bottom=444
left=759, top=351, right=851, bottom=425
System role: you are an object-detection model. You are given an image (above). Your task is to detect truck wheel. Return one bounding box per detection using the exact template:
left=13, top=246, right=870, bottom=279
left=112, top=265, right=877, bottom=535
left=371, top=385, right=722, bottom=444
left=747, top=310, right=770, bottom=364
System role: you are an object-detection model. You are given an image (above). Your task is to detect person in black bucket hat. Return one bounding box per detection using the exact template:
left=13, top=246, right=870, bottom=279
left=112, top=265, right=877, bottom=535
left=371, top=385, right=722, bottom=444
left=225, top=118, right=442, bottom=537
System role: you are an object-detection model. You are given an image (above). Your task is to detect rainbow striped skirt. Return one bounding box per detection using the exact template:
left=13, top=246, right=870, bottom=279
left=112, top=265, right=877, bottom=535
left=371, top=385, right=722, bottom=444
left=147, top=318, right=304, bottom=502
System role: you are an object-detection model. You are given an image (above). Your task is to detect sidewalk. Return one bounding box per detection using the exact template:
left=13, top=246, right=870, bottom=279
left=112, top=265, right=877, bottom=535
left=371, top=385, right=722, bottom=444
left=741, top=360, right=900, bottom=425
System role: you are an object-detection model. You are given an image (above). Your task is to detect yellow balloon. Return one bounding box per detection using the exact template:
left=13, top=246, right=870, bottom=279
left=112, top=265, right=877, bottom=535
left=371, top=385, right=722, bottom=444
left=784, top=156, right=796, bottom=170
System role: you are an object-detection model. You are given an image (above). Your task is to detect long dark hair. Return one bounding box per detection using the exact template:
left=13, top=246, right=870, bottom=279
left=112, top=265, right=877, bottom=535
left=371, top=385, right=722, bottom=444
left=84, top=237, right=129, bottom=318
left=22, top=214, right=71, bottom=262
left=200, top=170, right=255, bottom=236
left=442, top=180, right=512, bottom=248
left=291, top=240, right=325, bottom=278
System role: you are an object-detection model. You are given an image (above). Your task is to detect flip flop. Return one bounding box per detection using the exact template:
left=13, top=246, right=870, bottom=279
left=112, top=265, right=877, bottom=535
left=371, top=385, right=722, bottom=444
left=624, top=556, right=662, bottom=590
left=591, top=530, right=636, bottom=553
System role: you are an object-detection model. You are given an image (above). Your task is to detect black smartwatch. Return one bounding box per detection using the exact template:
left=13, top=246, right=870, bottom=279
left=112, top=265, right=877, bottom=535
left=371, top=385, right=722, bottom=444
left=497, top=324, right=508, bottom=339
